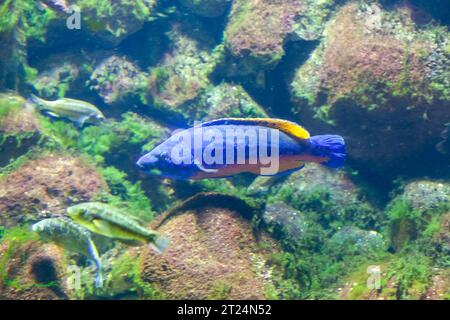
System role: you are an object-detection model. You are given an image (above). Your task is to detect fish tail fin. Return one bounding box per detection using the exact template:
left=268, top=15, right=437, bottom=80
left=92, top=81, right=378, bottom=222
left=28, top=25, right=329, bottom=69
left=309, top=135, right=346, bottom=168
left=88, top=239, right=103, bottom=288
left=95, top=268, right=103, bottom=288
left=149, top=234, right=170, bottom=254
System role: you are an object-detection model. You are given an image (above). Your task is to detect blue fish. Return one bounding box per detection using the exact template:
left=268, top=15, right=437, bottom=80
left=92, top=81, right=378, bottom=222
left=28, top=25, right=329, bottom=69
left=137, top=118, right=346, bottom=180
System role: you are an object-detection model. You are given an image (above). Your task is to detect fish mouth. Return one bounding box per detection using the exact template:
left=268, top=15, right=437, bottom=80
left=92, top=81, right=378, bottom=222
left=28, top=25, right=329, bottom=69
left=136, top=158, right=145, bottom=169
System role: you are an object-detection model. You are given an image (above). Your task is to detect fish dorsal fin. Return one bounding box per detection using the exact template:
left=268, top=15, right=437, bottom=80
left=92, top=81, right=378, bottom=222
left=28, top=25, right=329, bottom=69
left=198, top=118, right=311, bottom=141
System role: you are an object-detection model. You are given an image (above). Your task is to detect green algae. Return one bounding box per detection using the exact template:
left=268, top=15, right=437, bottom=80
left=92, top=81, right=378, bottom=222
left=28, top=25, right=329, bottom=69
left=0, top=0, right=56, bottom=41
left=98, top=166, right=155, bottom=222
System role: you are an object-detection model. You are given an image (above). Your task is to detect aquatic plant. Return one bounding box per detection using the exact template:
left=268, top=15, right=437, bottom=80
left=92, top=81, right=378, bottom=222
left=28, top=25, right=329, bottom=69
left=98, top=166, right=155, bottom=222
left=0, top=0, right=55, bottom=41
left=0, top=92, right=25, bottom=119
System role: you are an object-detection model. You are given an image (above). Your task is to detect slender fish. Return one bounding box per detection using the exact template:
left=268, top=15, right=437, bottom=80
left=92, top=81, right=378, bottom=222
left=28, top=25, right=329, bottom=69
left=28, top=94, right=105, bottom=127
left=32, top=217, right=104, bottom=288
left=67, top=202, right=170, bottom=253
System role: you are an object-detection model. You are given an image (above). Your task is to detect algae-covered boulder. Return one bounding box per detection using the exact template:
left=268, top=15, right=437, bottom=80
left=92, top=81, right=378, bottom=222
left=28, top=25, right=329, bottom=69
left=423, top=269, right=450, bottom=300
left=178, top=0, right=230, bottom=18
left=222, top=0, right=337, bottom=77
left=67, top=0, right=158, bottom=47
left=401, top=180, right=450, bottom=213
left=291, top=2, right=450, bottom=175
left=148, top=22, right=218, bottom=121
left=224, top=0, right=307, bottom=75
left=339, top=249, right=449, bottom=300
left=0, top=154, right=107, bottom=227
left=89, top=55, right=148, bottom=105
left=0, top=93, right=42, bottom=167
left=186, top=82, right=268, bottom=123
left=387, top=180, right=450, bottom=251
left=262, top=202, right=309, bottom=242
left=428, top=212, right=450, bottom=263
left=32, top=50, right=112, bottom=99
left=0, top=236, right=72, bottom=300
left=138, top=193, right=280, bottom=299
left=324, top=226, right=386, bottom=259
left=274, top=164, right=380, bottom=230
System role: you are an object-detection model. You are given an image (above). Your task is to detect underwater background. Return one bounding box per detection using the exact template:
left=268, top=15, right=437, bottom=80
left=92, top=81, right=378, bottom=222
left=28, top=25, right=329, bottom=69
left=0, top=0, right=449, bottom=300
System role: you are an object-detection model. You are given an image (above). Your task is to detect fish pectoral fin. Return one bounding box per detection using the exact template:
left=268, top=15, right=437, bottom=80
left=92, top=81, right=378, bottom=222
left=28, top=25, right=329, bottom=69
left=194, top=158, right=218, bottom=173
left=92, top=219, right=113, bottom=235
left=87, top=239, right=103, bottom=288
left=149, top=234, right=170, bottom=254
left=44, top=111, right=60, bottom=118
left=76, top=116, right=89, bottom=128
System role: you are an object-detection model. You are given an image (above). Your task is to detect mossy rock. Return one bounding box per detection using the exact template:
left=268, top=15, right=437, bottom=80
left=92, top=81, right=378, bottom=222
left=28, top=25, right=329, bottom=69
left=0, top=154, right=107, bottom=227
left=273, top=164, right=381, bottom=231
left=290, top=2, right=450, bottom=176
left=224, top=0, right=307, bottom=75
left=387, top=180, right=450, bottom=251
left=137, top=193, right=282, bottom=299
left=340, top=247, right=446, bottom=300
left=32, top=50, right=112, bottom=100
left=182, top=82, right=268, bottom=123
left=0, top=93, right=42, bottom=167
left=0, top=235, right=72, bottom=300
left=74, top=0, right=159, bottom=46
left=147, top=21, right=219, bottom=121
left=89, top=55, right=148, bottom=105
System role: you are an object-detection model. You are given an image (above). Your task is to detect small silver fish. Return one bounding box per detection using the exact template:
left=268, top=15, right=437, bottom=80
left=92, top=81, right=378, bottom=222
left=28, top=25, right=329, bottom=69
left=28, top=94, right=105, bottom=127
left=67, top=202, right=170, bottom=253
left=32, top=217, right=104, bottom=288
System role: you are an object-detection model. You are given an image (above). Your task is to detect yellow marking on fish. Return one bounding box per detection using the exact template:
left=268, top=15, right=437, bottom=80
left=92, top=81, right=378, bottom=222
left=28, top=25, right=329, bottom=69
left=92, top=219, right=146, bottom=243
left=200, top=118, right=311, bottom=141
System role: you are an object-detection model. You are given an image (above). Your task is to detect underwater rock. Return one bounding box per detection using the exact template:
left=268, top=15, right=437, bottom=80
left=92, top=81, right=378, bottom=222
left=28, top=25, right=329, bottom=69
left=274, top=163, right=380, bottom=230
left=339, top=249, right=449, bottom=300
left=262, top=202, right=309, bottom=242
left=178, top=0, right=230, bottom=18
left=401, top=180, right=450, bottom=213
left=72, top=247, right=140, bottom=299
left=0, top=239, right=72, bottom=300
left=221, top=0, right=337, bottom=78
left=324, top=226, right=386, bottom=258
left=0, top=93, right=41, bottom=135
left=387, top=180, right=450, bottom=251
left=67, top=0, right=158, bottom=47
left=428, top=212, right=450, bottom=263
left=246, top=175, right=287, bottom=198
left=423, top=268, right=450, bottom=300
left=223, top=0, right=307, bottom=76
left=291, top=2, right=450, bottom=175
left=138, top=193, right=280, bottom=299
left=89, top=55, right=148, bottom=105
left=32, top=50, right=112, bottom=99
left=0, top=93, right=42, bottom=167
left=0, top=1, right=55, bottom=90
left=0, top=154, right=107, bottom=227
left=185, top=82, right=268, bottom=123
left=148, top=22, right=218, bottom=121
